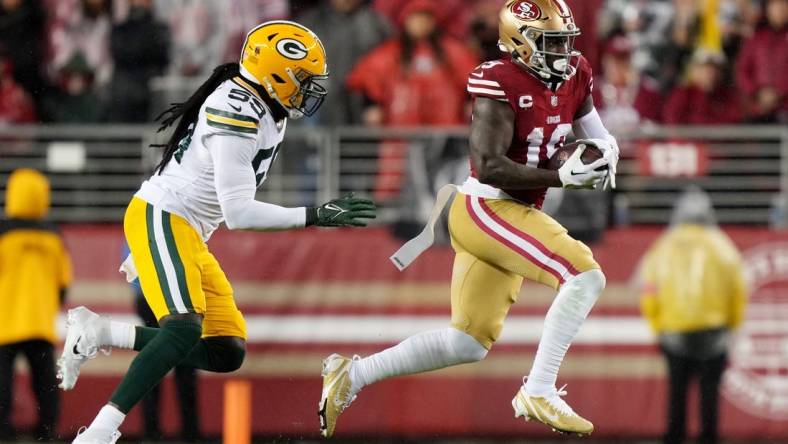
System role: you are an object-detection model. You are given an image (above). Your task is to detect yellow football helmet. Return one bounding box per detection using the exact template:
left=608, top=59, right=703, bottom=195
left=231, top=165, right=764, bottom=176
left=240, top=21, right=329, bottom=118
left=499, top=0, right=581, bottom=80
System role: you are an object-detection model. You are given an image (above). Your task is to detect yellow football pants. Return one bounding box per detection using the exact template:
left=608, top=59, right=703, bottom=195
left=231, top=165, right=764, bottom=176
left=448, top=193, right=599, bottom=348
left=124, top=197, right=247, bottom=339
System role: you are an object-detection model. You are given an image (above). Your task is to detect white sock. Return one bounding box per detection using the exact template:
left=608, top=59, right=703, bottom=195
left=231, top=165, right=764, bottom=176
left=88, top=404, right=125, bottom=432
left=525, top=269, right=605, bottom=396
left=98, top=319, right=136, bottom=349
left=349, top=328, right=487, bottom=395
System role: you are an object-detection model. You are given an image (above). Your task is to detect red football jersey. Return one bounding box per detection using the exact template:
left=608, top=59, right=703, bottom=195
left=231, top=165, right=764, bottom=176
left=466, top=56, right=594, bottom=208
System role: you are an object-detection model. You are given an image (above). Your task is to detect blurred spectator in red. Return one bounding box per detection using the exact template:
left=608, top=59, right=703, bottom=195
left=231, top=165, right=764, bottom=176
left=107, top=0, right=169, bottom=122
left=347, top=0, right=477, bottom=126
left=736, top=0, right=787, bottom=123
left=155, top=0, right=226, bottom=78
left=298, top=0, right=391, bottom=125
left=42, top=53, right=106, bottom=123
left=222, top=0, right=289, bottom=63
left=373, top=0, right=468, bottom=39
left=347, top=0, right=477, bottom=199
left=0, top=0, right=46, bottom=100
left=593, top=35, right=662, bottom=134
left=48, top=0, right=113, bottom=92
left=663, top=50, right=741, bottom=125
left=0, top=55, right=36, bottom=123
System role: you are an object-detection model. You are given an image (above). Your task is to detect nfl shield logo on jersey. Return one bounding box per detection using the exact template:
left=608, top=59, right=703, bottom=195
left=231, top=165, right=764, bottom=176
left=551, top=96, right=559, bottom=107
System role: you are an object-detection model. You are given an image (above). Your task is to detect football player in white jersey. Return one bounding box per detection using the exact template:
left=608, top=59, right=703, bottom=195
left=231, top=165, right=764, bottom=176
left=56, top=21, right=376, bottom=444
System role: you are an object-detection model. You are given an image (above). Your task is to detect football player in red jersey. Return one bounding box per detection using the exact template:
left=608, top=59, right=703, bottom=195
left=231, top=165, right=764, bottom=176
left=319, top=0, right=619, bottom=438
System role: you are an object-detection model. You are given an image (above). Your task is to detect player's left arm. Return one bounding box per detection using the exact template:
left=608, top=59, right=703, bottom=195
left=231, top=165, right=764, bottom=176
left=573, top=95, right=620, bottom=189
left=210, top=134, right=375, bottom=230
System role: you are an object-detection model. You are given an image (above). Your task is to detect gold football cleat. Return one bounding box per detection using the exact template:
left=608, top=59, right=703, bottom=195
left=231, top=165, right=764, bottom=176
left=318, top=354, right=355, bottom=438
left=512, top=384, right=594, bottom=436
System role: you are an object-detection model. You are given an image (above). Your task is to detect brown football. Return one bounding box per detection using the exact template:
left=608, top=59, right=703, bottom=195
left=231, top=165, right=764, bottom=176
left=546, top=141, right=607, bottom=171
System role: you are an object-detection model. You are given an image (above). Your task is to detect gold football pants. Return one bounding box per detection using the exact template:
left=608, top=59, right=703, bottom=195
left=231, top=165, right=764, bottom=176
left=448, top=193, right=599, bottom=348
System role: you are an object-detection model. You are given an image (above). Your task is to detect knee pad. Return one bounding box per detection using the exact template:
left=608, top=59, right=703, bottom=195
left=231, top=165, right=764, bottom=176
left=579, top=268, right=606, bottom=296
left=160, top=317, right=203, bottom=354
left=564, top=268, right=606, bottom=306
left=447, top=328, right=488, bottom=363
left=203, top=337, right=246, bottom=373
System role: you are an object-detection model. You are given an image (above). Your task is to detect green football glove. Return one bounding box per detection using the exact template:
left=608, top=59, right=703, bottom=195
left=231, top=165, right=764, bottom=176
left=307, top=194, right=377, bottom=227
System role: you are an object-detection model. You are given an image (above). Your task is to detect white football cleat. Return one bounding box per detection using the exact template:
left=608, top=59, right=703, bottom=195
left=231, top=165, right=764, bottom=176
left=57, top=306, right=109, bottom=390
left=72, top=426, right=121, bottom=444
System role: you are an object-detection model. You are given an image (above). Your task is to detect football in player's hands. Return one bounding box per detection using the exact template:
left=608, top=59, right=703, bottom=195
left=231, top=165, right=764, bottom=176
left=547, top=141, right=608, bottom=172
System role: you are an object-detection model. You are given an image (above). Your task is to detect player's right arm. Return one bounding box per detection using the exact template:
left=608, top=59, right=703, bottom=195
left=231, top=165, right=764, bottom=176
left=470, top=97, right=562, bottom=189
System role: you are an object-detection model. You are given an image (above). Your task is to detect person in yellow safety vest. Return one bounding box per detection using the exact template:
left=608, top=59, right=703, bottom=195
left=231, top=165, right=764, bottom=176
left=638, top=185, right=747, bottom=444
left=0, top=169, right=73, bottom=441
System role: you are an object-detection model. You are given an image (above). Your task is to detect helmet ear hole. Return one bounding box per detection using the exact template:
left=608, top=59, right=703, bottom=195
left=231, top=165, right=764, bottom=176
left=271, top=73, right=287, bottom=84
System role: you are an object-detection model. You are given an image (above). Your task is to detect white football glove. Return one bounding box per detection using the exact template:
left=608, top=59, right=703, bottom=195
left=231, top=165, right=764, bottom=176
left=558, top=143, right=610, bottom=189
left=577, top=138, right=619, bottom=190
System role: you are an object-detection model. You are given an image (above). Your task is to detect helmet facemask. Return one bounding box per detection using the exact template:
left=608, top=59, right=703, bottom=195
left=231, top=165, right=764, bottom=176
left=522, top=28, right=580, bottom=80
left=264, top=67, right=329, bottom=119
left=287, top=67, right=328, bottom=118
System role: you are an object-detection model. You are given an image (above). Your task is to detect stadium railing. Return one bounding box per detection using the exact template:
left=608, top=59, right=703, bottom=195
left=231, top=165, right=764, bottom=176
left=0, top=124, right=785, bottom=225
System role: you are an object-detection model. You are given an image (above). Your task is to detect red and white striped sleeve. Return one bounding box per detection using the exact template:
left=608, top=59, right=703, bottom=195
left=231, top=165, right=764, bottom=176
left=466, top=62, right=509, bottom=102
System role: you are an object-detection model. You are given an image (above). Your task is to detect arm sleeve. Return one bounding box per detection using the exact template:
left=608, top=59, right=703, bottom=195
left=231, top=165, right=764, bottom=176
left=208, top=134, right=307, bottom=231
left=572, top=107, right=619, bottom=152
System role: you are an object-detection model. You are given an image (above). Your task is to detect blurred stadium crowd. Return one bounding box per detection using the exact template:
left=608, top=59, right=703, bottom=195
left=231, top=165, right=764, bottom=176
left=0, top=2, right=787, bottom=443
left=0, top=0, right=785, bottom=127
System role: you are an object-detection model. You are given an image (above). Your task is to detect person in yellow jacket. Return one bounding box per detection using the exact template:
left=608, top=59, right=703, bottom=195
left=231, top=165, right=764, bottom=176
left=638, top=186, right=746, bottom=444
left=0, top=169, right=72, bottom=441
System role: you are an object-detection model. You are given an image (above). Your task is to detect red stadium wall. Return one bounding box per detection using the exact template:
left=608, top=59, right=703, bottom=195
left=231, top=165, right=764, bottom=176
left=8, top=225, right=788, bottom=439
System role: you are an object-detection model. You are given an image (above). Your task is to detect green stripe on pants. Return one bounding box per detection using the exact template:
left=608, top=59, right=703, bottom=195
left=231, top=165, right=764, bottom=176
left=162, top=212, right=194, bottom=311
left=145, top=204, right=177, bottom=314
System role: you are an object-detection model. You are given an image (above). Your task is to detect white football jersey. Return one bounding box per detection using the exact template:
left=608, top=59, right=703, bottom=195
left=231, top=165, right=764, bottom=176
left=136, top=76, right=287, bottom=240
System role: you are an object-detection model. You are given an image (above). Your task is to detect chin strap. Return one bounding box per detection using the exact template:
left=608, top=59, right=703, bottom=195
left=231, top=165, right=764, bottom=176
left=253, top=76, right=290, bottom=122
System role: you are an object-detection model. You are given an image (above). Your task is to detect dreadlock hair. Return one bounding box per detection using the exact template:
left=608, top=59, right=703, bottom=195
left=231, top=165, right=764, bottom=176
left=152, top=63, right=240, bottom=174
